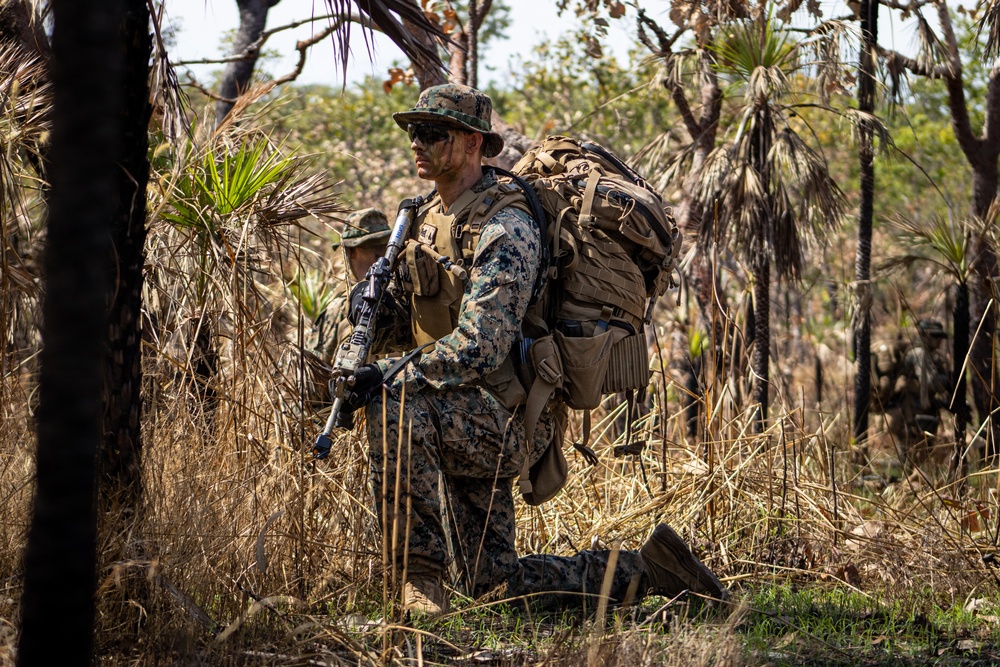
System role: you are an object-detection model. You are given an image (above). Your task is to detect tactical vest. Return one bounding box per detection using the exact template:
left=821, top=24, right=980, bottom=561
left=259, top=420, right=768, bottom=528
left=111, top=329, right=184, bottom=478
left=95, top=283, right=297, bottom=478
left=400, top=179, right=534, bottom=408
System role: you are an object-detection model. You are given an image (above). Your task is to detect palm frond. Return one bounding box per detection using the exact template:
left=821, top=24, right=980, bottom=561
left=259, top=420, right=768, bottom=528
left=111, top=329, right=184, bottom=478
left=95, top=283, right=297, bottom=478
left=327, top=0, right=447, bottom=82
left=976, top=0, right=1000, bottom=59
left=914, top=9, right=952, bottom=77
left=287, top=269, right=337, bottom=322
left=711, top=16, right=797, bottom=103
left=880, top=214, right=971, bottom=281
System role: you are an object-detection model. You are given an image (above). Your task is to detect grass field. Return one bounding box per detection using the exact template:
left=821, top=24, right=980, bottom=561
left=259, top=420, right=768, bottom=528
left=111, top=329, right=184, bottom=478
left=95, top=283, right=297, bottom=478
left=4, top=329, right=999, bottom=665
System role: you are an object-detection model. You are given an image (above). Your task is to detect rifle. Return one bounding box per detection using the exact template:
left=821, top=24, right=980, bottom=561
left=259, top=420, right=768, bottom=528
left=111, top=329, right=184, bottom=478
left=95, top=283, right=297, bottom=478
left=313, top=196, right=424, bottom=460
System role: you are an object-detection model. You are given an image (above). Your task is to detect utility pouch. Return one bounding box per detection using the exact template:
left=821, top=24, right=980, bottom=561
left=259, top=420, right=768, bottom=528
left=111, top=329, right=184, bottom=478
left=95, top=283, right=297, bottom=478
left=554, top=326, right=627, bottom=410
left=521, top=407, right=569, bottom=506
left=404, top=241, right=440, bottom=297
left=482, top=356, right=527, bottom=411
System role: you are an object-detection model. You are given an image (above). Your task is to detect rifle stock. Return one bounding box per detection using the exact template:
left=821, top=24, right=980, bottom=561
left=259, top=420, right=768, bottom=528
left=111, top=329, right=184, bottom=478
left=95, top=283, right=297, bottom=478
left=313, top=196, right=424, bottom=460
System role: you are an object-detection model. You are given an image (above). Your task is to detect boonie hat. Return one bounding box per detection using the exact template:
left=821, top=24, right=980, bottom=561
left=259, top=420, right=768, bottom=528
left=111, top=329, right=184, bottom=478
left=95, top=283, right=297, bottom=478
left=917, top=319, right=946, bottom=338
left=392, top=84, right=504, bottom=158
left=337, top=208, right=391, bottom=249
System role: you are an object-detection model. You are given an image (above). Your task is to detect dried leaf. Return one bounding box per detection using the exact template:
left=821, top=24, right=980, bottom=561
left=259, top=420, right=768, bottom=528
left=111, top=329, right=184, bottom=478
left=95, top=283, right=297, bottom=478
left=609, top=1, right=625, bottom=19
left=383, top=67, right=408, bottom=94
left=585, top=36, right=603, bottom=58
left=834, top=563, right=862, bottom=587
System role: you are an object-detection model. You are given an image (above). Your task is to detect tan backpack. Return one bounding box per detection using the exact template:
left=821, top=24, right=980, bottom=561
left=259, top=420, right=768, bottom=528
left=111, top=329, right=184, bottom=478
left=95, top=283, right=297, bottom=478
left=501, top=136, right=680, bottom=504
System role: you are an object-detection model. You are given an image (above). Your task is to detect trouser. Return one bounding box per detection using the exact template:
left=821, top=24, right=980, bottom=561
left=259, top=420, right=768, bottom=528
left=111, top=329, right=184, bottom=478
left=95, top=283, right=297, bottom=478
left=365, top=379, right=648, bottom=609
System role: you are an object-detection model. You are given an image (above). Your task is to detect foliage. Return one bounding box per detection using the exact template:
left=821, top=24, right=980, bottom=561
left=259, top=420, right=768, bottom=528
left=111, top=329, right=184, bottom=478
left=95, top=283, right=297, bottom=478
left=699, top=15, right=845, bottom=281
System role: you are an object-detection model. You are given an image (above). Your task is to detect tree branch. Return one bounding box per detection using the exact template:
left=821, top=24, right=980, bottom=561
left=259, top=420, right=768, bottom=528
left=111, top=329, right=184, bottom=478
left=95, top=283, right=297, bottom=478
left=880, top=0, right=933, bottom=11
left=637, top=10, right=702, bottom=140
left=271, top=21, right=342, bottom=87
left=174, top=12, right=377, bottom=67
left=875, top=45, right=945, bottom=78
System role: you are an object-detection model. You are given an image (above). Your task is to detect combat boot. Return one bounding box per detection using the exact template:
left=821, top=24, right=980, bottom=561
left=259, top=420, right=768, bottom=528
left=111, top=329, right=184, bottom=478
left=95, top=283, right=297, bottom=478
left=403, top=569, right=449, bottom=616
left=639, top=524, right=728, bottom=601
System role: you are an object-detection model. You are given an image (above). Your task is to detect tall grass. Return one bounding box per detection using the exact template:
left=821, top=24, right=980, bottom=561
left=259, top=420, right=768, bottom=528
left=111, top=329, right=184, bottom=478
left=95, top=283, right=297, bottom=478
left=1, top=96, right=999, bottom=665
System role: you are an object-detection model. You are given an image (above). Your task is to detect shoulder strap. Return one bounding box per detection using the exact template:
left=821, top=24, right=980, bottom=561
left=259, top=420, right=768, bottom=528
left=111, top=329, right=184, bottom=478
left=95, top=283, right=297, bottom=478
left=491, top=166, right=549, bottom=307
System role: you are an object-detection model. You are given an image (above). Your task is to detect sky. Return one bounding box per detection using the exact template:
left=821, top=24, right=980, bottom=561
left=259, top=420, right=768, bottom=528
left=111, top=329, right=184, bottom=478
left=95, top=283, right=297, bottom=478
left=163, top=0, right=638, bottom=90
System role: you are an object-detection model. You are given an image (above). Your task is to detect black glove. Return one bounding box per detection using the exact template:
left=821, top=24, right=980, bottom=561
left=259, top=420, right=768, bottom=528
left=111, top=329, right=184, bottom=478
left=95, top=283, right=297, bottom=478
left=347, top=281, right=368, bottom=327
left=330, top=364, right=383, bottom=429
left=343, top=364, right=384, bottom=412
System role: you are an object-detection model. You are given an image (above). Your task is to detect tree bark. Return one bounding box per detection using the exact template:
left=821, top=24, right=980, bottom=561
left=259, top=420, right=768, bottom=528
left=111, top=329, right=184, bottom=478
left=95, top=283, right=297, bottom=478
left=752, top=255, right=770, bottom=432
left=18, top=0, right=122, bottom=664
left=214, top=0, right=279, bottom=124
left=750, top=105, right=772, bottom=434
left=101, top=0, right=150, bottom=524
left=952, top=280, right=970, bottom=476
left=853, top=0, right=877, bottom=451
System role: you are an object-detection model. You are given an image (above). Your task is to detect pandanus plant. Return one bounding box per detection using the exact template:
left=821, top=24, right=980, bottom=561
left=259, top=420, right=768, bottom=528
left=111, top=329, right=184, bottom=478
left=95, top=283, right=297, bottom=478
left=148, top=121, right=345, bottom=423
left=697, top=13, right=846, bottom=432
left=879, top=214, right=973, bottom=478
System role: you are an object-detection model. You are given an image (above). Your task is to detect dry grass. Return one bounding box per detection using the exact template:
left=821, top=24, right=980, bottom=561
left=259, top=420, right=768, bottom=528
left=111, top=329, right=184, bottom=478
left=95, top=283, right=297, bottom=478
left=3, top=286, right=1000, bottom=665
left=2, top=83, right=999, bottom=667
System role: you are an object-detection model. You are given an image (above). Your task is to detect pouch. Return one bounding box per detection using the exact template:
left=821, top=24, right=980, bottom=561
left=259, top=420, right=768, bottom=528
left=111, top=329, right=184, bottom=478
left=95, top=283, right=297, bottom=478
left=521, top=407, right=569, bottom=506
left=482, top=356, right=528, bottom=411
left=554, top=326, right=627, bottom=410
left=404, top=241, right=440, bottom=297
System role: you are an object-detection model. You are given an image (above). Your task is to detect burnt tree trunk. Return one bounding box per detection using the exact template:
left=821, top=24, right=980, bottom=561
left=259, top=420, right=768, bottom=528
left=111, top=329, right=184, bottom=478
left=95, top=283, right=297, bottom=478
left=750, top=106, right=772, bottom=433
left=214, top=0, right=279, bottom=123
left=95, top=0, right=152, bottom=644
left=18, top=0, right=122, bottom=663
left=952, top=280, right=970, bottom=476
left=853, top=0, right=877, bottom=452
left=101, top=0, right=150, bottom=527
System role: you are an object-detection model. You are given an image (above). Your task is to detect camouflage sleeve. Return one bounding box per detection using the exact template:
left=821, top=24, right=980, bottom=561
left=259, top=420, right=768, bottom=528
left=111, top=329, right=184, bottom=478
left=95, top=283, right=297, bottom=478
left=376, top=206, right=540, bottom=390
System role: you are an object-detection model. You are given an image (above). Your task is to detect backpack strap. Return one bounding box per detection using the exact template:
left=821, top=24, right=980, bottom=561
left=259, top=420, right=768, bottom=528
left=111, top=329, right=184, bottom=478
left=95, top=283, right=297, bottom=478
left=579, top=169, right=601, bottom=228
left=491, top=167, right=548, bottom=306
left=572, top=411, right=599, bottom=466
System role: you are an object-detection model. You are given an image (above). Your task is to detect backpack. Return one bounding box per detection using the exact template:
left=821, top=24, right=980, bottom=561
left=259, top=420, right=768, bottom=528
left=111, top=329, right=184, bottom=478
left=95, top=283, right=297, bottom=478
left=496, top=136, right=680, bottom=503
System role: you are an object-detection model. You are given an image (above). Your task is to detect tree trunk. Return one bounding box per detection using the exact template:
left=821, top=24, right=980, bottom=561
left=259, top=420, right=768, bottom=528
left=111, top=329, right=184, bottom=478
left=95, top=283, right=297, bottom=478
left=853, top=0, right=877, bottom=453
left=96, top=0, right=151, bottom=644
left=18, top=0, right=122, bottom=663
left=952, top=280, right=970, bottom=477
left=752, top=257, right=770, bottom=432
left=101, top=0, right=150, bottom=523
left=969, top=162, right=1000, bottom=459
left=214, top=0, right=277, bottom=124
left=750, top=105, right=772, bottom=434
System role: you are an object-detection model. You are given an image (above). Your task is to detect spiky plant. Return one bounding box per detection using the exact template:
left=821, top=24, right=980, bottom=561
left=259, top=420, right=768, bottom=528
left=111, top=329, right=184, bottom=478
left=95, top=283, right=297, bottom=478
left=879, top=214, right=973, bottom=476
left=148, top=121, right=346, bottom=423
left=0, top=42, right=51, bottom=382
left=698, top=13, right=846, bottom=432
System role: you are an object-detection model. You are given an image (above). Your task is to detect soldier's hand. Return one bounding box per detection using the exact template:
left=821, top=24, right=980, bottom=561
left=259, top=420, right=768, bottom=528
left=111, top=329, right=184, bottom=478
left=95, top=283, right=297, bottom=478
left=343, top=364, right=384, bottom=413
left=348, top=281, right=368, bottom=327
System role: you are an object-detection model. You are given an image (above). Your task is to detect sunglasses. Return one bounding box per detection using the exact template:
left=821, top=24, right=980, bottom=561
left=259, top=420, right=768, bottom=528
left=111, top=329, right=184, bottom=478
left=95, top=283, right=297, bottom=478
left=407, top=123, right=453, bottom=145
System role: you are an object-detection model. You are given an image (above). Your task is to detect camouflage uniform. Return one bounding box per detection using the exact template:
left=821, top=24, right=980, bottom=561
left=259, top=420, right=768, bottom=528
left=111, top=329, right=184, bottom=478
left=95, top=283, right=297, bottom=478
left=874, top=319, right=951, bottom=460
left=364, top=169, right=648, bottom=607
left=312, top=209, right=392, bottom=363
left=343, top=84, right=732, bottom=613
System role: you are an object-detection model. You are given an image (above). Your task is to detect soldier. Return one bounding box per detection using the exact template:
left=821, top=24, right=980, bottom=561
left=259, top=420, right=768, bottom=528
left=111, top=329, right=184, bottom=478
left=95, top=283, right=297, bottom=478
left=873, top=319, right=951, bottom=462
left=313, top=209, right=392, bottom=363
left=338, top=208, right=391, bottom=283
left=337, top=84, right=726, bottom=614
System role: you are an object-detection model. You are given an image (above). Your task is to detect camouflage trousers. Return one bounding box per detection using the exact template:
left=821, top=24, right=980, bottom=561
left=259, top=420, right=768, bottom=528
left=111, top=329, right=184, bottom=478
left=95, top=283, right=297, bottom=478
left=365, top=378, right=648, bottom=609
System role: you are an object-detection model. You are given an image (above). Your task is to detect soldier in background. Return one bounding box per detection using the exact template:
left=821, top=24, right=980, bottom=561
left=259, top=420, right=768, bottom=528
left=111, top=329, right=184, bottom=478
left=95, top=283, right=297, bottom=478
left=313, top=208, right=391, bottom=362
left=873, top=319, right=951, bottom=463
